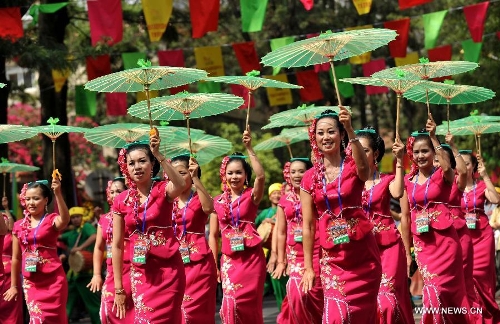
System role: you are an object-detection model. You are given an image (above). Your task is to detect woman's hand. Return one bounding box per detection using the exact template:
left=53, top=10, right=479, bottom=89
left=338, top=106, right=353, bottom=132
left=51, top=178, right=62, bottom=195
left=426, top=115, right=437, bottom=137
left=267, top=251, right=277, bottom=273
left=477, top=156, right=488, bottom=178
left=445, top=132, right=454, bottom=146
left=272, top=262, right=287, bottom=280
left=242, top=126, right=252, bottom=149
left=149, top=133, right=161, bottom=158
left=300, top=267, right=315, bottom=293
left=112, top=292, right=127, bottom=319
left=3, top=286, right=18, bottom=301
left=86, top=275, right=103, bottom=293
left=188, top=158, right=200, bottom=180
left=216, top=268, right=221, bottom=283
left=392, top=139, right=405, bottom=160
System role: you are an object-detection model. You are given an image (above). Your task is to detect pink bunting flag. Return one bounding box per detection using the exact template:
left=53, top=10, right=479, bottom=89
left=362, top=59, right=389, bottom=95
left=230, top=84, right=255, bottom=109
left=88, top=0, right=123, bottom=46
left=463, top=2, right=489, bottom=43
left=300, top=0, right=314, bottom=10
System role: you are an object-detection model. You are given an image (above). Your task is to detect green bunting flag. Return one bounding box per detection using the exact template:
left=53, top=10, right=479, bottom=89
left=270, top=36, right=295, bottom=75
left=422, top=10, right=447, bottom=50
left=331, top=65, right=354, bottom=98
left=122, top=52, right=147, bottom=70
left=29, top=2, right=68, bottom=25
left=461, top=39, right=482, bottom=63
left=75, top=85, right=97, bottom=117
left=197, top=81, right=221, bottom=93
left=240, top=0, right=268, bottom=33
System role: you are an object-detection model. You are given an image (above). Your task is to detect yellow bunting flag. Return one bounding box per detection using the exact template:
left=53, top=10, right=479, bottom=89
left=136, top=90, right=159, bottom=103
left=142, top=0, right=173, bottom=42
left=194, top=46, right=225, bottom=77
left=395, top=52, right=419, bottom=67
left=345, top=25, right=373, bottom=64
left=352, top=0, right=372, bottom=15
left=265, top=74, right=293, bottom=106
left=379, top=153, right=394, bottom=173
left=52, top=68, right=71, bottom=93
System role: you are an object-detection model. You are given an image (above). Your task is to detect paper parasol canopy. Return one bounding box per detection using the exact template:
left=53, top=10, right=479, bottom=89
left=263, top=104, right=350, bottom=129
left=261, top=28, right=397, bottom=106
left=0, top=158, right=40, bottom=195
left=0, top=125, right=39, bottom=143
left=254, top=127, right=309, bottom=158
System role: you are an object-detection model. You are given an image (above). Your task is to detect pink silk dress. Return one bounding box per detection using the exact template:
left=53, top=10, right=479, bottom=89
left=276, top=192, right=324, bottom=324
left=113, top=181, right=186, bottom=324
left=461, top=180, right=500, bottom=324
left=98, top=212, right=134, bottom=323
left=362, top=173, right=414, bottom=324
left=173, top=193, right=217, bottom=324
left=213, top=187, right=266, bottom=324
left=1, top=232, right=24, bottom=324
left=12, top=213, right=68, bottom=324
left=405, top=168, right=470, bottom=324
left=301, top=157, right=382, bottom=324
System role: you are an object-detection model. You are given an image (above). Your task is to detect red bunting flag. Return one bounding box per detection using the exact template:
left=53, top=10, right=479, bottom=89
left=88, top=0, right=123, bottom=46
left=398, top=0, right=432, bottom=10
left=428, top=45, right=452, bottom=81
left=296, top=70, right=323, bottom=102
left=230, top=84, right=255, bottom=109
left=189, top=0, right=219, bottom=38
left=232, top=42, right=261, bottom=74
left=307, top=34, right=330, bottom=72
left=463, top=2, right=489, bottom=43
left=300, top=0, right=314, bottom=10
left=86, top=55, right=111, bottom=81
left=106, top=93, right=127, bottom=116
left=158, top=49, right=189, bottom=94
left=384, top=18, right=410, bottom=58
left=0, top=7, right=23, bottom=41
left=362, top=59, right=389, bottom=95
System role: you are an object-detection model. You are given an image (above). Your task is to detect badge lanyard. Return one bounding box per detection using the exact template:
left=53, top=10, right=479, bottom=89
left=463, top=181, right=477, bottom=213
left=230, top=193, right=243, bottom=228
left=322, top=159, right=345, bottom=213
left=179, top=190, right=194, bottom=238
left=32, top=213, right=47, bottom=250
left=411, top=168, right=435, bottom=209
left=293, top=196, right=301, bottom=223
left=363, top=171, right=377, bottom=215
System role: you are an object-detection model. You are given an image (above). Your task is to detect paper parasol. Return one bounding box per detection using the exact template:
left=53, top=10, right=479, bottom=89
left=0, top=158, right=39, bottom=196
left=263, top=104, right=350, bottom=129
left=341, top=71, right=426, bottom=140
left=31, top=117, right=87, bottom=176
left=254, top=127, right=309, bottom=158
left=373, top=58, right=479, bottom=115
left=207, top=70, right=302, bottom=128
left=0, top=83, right=5, bottom=88
left=0, top=125, right=39, bottom=143
left=163, top=133, right=232, bottom=166
left=128, top=91, right=243, bottom=154
left=261, top=29, right=397, bottom=106
left=85, top=59, right=208, bottom=128
left=404, top=81, right=495, bottom=132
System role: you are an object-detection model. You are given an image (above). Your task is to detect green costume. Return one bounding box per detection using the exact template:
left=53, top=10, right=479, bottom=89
left=60, top=222, right=101, bottom=324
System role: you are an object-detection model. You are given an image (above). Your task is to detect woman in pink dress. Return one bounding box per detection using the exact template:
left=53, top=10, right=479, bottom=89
left=400, top=117, right=470, bottom=324
left=357, top=127, right=414, bottom=324
left=460, top=150, right=500, bottom=323
left=171, top=154, right=216, bottom=324
left=273, top=158, right=324, bottom=324
left=87, top=177, right=132, bottom=323
left=209, top=127, right=266, bottom=324
left=112, top=136, right=187, bottom=323
left=301, top=108, right=381, bottom=323
left=3, top=178, right=70, bottom=323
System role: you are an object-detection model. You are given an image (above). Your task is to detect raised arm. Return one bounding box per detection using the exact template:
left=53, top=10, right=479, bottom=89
left=389, top=139, right=405, bottom=199
left=208, top=212, right=220, bottom=283
left=0, top=197, right=9, bottom=235
left=427, top=116, right=453, bottom=184
left=478, top=157, right=500, bottom=204
left=243, top=126, right=265, bottom=205
left=52, top=178, right=70, bottom=231
left=190, top=158, right=213, bottom=214
left=446, top=133, right=467, bottom=191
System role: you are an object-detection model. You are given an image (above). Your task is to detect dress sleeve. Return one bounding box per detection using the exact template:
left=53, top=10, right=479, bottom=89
left=300, top=168, right=315, bottom=194
left=112, top=190, right=128, bottom=217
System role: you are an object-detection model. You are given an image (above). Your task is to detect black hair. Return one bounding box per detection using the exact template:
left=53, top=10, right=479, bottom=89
left=125, top=143, right=160, bottom=177
left=316, top=110, right=348, bottom=152
left=290, top=158, right=313, bottom=170
left=171, top=154, right=202, bottom=179
left=462, top=152, right=478, bottom=173
left=413, top=129, right=434, bottom=153
left=356, top=126, right=385, bottom=163
left=228, top=152, right=252, bottom=184
left=112, top=177, right=127, bottom=190
left=440, top=145, right=457, bottom=170
left=27, top=181, right=52, bottom=205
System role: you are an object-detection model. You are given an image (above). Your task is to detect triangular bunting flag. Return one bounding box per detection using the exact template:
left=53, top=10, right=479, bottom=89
left=395, top=52, right=419, bottom=66
left=189, top=0, right=219, bottom=38
left=158, top=49, right=189, bottom=94
left=232, top=42, right=261, bottom=74
left=362, top=59, right=389, bottom=95
left=106, top=93, right=127, bottom=116
left=86, top=55, right=111, bottom=81
left=463, top=2, right=489, bottom=43
left=194, top=46, right=225, bottom=77
left=398, top=0, right=432, bottom=10
left=52, top=68, right=71, bottom=93
left=428, top=45, right=452, bottom=81
left=296, top=70, right=323, bottom=102
left=270, top=37, right=295, bottom=75
left=198, top=81, right=221, bottom=93
left=300, top=0, right=314, bottom=10
left=0, top=7, right=23, bottom=41
left=122, top=52, right=147, bottom=70
left=230, top=84, right=255, bottom=109
left=75, top=85, right=97, bottom=117
left=88, top=0, right=123, bottom=46
left=352, top=0, right=372, bottom=15
left=462, top=39, right=482, bottom=63
left=384, top=18, right=411, bottom=58
left=240, top=0, right=268, bottom=32
left=265, top=74, right=293, bottom=106
left=333, top=65, right=355, bottom=98
left=423, top=10, right=447, bottom=49
left=142, top=0, right=172, bottom=42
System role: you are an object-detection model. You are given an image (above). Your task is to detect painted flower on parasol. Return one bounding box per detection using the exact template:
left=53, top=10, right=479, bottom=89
left=262, top=104, right=350, bottom=129
left=0, top=125, right=39, bottom=144
left=254, top=127, right=309, bottom=158
left=260, top=28, right=397, bottom=106
left=128, top=91, right=243, bottom=155
left=404, top=80, right=495, bottom=132
left=373, top=58, right=479, bottom=115
left=341, top=70, right=426, bottom=140
left=31, top=117, right=87, bottom=180
left=0, top=158, right=39, bottom=196
left=84, top=59, right=208, bottom=129
left=207, top=70, right=302, bottom=128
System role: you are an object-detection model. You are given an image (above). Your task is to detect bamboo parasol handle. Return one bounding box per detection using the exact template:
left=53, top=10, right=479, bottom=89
left=52, top=140, right=56, bottom=172
left=328, top=58, right=343, bottom=107
left=186, top=116, right=193, bottom=155
left=245, top=90, right=253, bottom=130
left=145, top=84, right=152, bottom=129
left=447, top=100, right=450, bottom=133
left=425, top=89, right=431, bottom=116
left=2, top=172, right=5, bottom=197
left=477, top=134, right=481, bottom=157
left=395, top=93, right=401, bottom=142
left=286, top=143, right=293, bottom=158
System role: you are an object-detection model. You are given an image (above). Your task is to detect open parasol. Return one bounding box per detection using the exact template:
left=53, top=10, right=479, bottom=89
left=31, top=117, right=87, bottom=179
left=254, top=127, right=309, bottom=158
left=263, top=104, right=350, bottom=129
left=163, top=132, right=232, bottom=166
left=0, top=158, right=39, bottom=196
left=0, top=125, right=39, bottom=143
left=85, top=59, right=208, bottom=129
left=261, top=29, right=397, bottom=106
left=341, top=70, right=426, bottom=140
left=128, top=91, right=243, bottom=155
left=207, top=70, right=302, bottom=128
left=373, top=58, right=479, bottom=115
left=404, top=81, right=495, bottom=132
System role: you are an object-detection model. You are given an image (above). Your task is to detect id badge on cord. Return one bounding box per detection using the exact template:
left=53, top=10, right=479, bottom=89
left=328, top=218, right=350, bottom=245
left=465, top=213, right=477, bottom=230
left=230, top=234, right=244, bottom=252
left=133, top=239, right=148, bottom=264
left=293, top=227, right=303, bottom=242
left=416, top=211, right=430, bottom=233
left=25, top=251, right=38, bottom=273
left=106, top=244, right=112, bottom=259
left=179, top=243, right=190, bottom=264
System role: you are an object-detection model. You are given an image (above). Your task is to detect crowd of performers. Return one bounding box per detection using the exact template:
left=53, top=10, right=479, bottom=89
left=0, top=106, right=500, bottom=324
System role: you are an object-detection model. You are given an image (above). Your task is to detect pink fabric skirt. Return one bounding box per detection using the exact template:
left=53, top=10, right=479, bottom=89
left=456, top=226, right=482, bottom=314
left=320, top=233, right=382, bottom=324
left=413, top=227, right=470, bottom=324
left=101, top=261, right=134, bottom=324
left=182, top=253, right=217, bottom=324
left=0, top=271, right=23, bottom=324
left=377, top=240, right=414, bottom=324
left=470, top=226, right=500, bottom=324
left=219, top=246, right=266, bottom=324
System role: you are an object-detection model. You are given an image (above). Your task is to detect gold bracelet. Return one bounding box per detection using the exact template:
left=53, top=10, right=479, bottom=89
left=349, top=137, right=359, bottom=143
left=435, top=145, right=442, bottom=151
left=115, top=288, right=125, bottom=295
left=158, top=157, right=166, bottom=164
left=455, top=153, right=461, bottom=158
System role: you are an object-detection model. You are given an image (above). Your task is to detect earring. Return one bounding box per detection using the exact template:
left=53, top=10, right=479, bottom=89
left=245, top=179, right=249, bottom=187
left=45, top=205, right=48, bottom=212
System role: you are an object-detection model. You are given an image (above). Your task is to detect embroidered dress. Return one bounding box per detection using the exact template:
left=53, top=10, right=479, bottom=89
left=173, top=193, right=217, bottom=324
left=405, top=167, right=470, bottom=324
left=213, top=188, right=266, bottom=324
left=461, top=180, right=500, bottom=324
left=113, top=181, right=186, bottom=324
left=362, top=173, right=414, bottom=324
left=1, top=233, right=23, bottom=324
left=276, top=192, right=323, bottom=324
left=98, top=212, right=134, bottom=323
left=12, top=213, right=68, bottom=324
left=301, top=157, right=381, bottom=323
